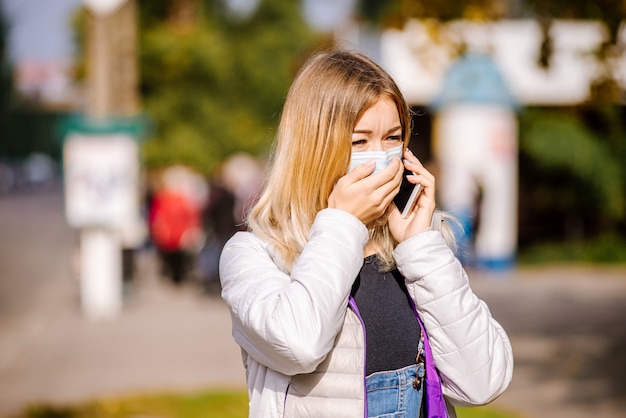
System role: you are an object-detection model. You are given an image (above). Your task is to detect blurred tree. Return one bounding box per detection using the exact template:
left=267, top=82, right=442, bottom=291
left=518, top=108, right=624, bottom=241
left=0, top=10, right=68, bottom=164
left=0, top=10, right=17, bottom=158
left=138, top=0, right=321, bottom=174
left=358, top=0, right=626, bottom=72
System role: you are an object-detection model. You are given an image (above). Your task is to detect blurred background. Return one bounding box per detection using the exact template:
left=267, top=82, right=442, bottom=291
left=0, top=1, right=625, bottom=417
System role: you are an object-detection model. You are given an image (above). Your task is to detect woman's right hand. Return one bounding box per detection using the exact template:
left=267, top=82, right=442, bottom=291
left=328, top=158, right=403, bottom=226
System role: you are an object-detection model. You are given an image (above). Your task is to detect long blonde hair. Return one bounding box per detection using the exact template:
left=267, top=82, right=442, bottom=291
left=247, top=50, right=412, bottom=270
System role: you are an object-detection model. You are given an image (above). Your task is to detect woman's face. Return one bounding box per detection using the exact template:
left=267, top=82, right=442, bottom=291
left=351, top=98, right=403, bottom=152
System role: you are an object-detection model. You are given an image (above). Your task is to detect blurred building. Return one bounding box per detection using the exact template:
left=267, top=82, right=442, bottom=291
left=13, top=59, right=79, bottom=109
left=379, top=19, right=618, bottom=106
left=1, top=0, right=82, bottom=109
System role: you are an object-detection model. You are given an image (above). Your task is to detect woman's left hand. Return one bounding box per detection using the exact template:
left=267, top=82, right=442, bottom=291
left=388, top=148, right=436, bottom=243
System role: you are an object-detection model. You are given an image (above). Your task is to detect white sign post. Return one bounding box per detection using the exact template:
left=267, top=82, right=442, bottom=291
left=64, top=134, right=139, bottom=319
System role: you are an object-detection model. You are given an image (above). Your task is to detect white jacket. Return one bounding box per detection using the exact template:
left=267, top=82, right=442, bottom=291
left=220, top=208, right=513, bottom=417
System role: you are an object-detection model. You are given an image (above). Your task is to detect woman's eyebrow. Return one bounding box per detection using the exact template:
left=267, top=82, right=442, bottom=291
left=352, top=125, right=401, bottom=134
left=386, top=125, right=402, bottom=134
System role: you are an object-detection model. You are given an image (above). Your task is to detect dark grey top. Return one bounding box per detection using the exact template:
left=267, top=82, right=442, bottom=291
left=351, top=255, right=422, bottom=376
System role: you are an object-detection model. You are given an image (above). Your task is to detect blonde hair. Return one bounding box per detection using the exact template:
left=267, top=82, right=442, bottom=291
left=247, top=50, right=413, bottom=270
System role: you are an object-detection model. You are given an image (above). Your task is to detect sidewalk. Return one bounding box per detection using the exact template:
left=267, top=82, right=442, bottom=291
left=0, top=187, right=625, bottom=418
left=471, top=265, right=626, bottom=418
left=0, top=188, right=245, bottom=417
left=0, top=266, right=246, bottom=418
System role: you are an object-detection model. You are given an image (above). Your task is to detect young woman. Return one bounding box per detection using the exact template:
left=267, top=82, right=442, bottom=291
left=219, top=50, right=513, bottom=417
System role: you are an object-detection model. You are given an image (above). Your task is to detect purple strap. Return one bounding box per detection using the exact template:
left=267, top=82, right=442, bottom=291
left=416, top=314, right=449, bottom=418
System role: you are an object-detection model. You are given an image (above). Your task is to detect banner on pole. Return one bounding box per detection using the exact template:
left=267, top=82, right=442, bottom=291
left=64, top=133, right=139, bottom=229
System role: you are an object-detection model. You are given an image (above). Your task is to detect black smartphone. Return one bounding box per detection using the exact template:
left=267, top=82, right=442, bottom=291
left=393, top=169, right=422, bottom=218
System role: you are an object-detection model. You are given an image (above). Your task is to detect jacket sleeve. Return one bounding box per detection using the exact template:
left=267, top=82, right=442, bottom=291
left=219, top=208, right=368, bottom=376
left=394, top=229, right=514, bottom=406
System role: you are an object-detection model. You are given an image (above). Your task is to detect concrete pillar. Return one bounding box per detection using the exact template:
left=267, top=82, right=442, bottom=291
left=431, top=52, right=519, bottom=272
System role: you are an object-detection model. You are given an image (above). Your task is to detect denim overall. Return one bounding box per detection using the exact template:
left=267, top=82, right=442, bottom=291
left=365, top=340, right=425, bottom=418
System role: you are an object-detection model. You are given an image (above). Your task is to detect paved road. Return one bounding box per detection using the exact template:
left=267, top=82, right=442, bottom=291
left=0, top=185, right=625, bottom=418
left=471, top=266, right=626, bottom=418
left=0, top=186, right=245, bottom=417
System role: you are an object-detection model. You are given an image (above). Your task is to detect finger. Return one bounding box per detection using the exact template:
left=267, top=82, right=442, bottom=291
left=403, top=148, right=432, bottom=173
left=404, top=147, right=417, bottom=160
left=403, top=148, right=420, bottom=164
left=409, top=174, right=436, bottom=207
left=343, top=160, right=376, bottom=182
left=379, top=160, right=404, bottom=203
left=406, top=172, right=432, bottom=187
left=374, top=157, right=403, bottom=192
left=404, top=159, right=434, bottom=185
left=362, top=159, right=402, bottom=209
left=359, top=157, right=402, bottom=188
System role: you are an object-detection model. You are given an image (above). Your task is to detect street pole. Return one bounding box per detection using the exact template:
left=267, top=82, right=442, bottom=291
left=85, top=0, right=138, bottom=117
left=68, top=0, right=141, bottom=320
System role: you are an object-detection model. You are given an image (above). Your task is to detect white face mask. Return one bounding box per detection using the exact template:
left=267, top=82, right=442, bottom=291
left=348, top=145, right=403, bottom=174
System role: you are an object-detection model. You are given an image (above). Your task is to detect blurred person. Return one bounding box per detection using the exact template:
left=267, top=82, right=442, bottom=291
left=120, top=214, right=148, bottom=286
left=0, top=162, right=15, bottom=193
left=219, top=50, right=513, bottom=417
left=220, top=152, right=264, bottom=228
left=23, top=153, right=57, bottom=188
left=197, top=178, right=238, bottom=291
left=148, top=165, right=206, bottom=285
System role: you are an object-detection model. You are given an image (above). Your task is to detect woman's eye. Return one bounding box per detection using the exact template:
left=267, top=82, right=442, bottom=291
left=352, top=139, right=366, bottom=147
left=386, top=135, right=402, bottom=142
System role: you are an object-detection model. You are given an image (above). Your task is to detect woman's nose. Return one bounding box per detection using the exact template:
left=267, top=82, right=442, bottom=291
left=367, top=139, right=385, bottom=152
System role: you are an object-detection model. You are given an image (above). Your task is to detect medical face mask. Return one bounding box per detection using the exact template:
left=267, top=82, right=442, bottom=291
left=348, top=145, right=403, bottom=174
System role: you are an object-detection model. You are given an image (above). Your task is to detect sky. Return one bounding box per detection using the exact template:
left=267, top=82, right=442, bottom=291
left=1, top=0, right=82, bottom=63
left=301, top=0, right=355, bottom=32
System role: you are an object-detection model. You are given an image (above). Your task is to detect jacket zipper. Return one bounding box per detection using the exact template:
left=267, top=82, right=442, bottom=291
left=348, top=296, right=368, bottom=418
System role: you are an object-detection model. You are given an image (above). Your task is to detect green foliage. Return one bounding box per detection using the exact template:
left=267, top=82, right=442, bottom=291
left=358, top=0, right=521, bottom=25
left=519, top=233, right=626, bottom=264
left=19, top=390, right=525, bottom=418
left=518, top=106, right=626, bottom=253
left=21, top=391, right=249, bottom=418
left=0, top=9, right=17, bottom=158
left=456, top=405, right=526, bottom=418
left=516, top=107, right=626, bottom=252
left=139, top=0, right=320, bottom=174
left=519, top=108, right=625, bottom=219
left=358, top=0, right=626, bottom=28
left=0, top=9, right=69, bottom=162
left=524, top=0, right=626, bottom=42
left=0, top=109, right=68, bottom=160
